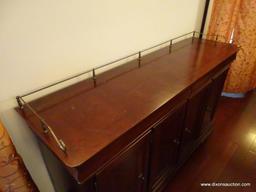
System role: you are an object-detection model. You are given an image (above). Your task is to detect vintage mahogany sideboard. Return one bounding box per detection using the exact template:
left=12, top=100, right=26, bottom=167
left=17, top=36, right=238, bottom=192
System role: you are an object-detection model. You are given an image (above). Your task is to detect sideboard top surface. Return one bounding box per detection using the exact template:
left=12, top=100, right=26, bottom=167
left=18, top=38, right=238, bottom=168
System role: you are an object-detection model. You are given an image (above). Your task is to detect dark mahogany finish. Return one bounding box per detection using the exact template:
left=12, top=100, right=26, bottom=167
left=166, top=92, right=256, bottom=192
left=96, top=131, right=150, bottom=192
left=179, top=83, right=210, bottom=164
left=17, top=38, right=238, bottom=191
left=149, top=102, right=186, bottom=191
left=201, top=69, right=229, bottom=135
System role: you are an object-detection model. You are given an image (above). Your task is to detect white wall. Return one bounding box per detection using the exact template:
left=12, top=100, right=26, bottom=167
left=0, top=1, right=206, bottom=191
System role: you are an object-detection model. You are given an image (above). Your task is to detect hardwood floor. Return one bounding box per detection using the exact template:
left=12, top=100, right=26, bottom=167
left=165, top=91, right=256, bottom=192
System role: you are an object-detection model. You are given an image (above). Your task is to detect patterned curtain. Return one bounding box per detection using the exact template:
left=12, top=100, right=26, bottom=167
left=0, top=121, right=38, bottom=192
left=208, top=0, right=256, bottom=93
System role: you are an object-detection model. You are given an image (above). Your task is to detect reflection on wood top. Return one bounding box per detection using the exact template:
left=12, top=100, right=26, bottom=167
left=18, top=38, right=238, bottom=168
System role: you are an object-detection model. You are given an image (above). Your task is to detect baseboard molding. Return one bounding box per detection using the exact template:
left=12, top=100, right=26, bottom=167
left=221, top=92, right=246, bottom=98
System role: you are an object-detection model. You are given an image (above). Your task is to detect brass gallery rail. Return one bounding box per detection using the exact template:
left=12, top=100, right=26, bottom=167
left=16, top=31, right=228, bottom=154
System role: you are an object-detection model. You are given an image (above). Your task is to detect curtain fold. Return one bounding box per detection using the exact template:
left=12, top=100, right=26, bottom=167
left=208, top=0, right=256, bottom=93
left=0, top=121, right=38, bottom=192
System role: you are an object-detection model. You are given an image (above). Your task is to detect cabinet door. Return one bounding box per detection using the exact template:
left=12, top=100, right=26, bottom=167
left=179, top=68, right=228, bottom=163
left=149, top=102, right=186, bottom=190
left=201, top=69, right=228, bottom=133
left=179, top=83, right=211, bottom=163
left=95, top=133, right=150, bottom=192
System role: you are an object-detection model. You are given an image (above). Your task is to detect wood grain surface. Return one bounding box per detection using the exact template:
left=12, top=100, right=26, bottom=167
left=17, top=38, right=238, bottom=182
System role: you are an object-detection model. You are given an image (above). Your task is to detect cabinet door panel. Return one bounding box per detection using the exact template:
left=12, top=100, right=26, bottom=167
left=202, top=69, right=228, bottom=131
left=149, top=103, right=186, bottom=189
left=185, top=85, right=210, bottom=140
left=179, top=83, right=211, bottom=163
left=179, top=68, right=228, bottom=163
left=96, top=133, right=150, bottom=192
